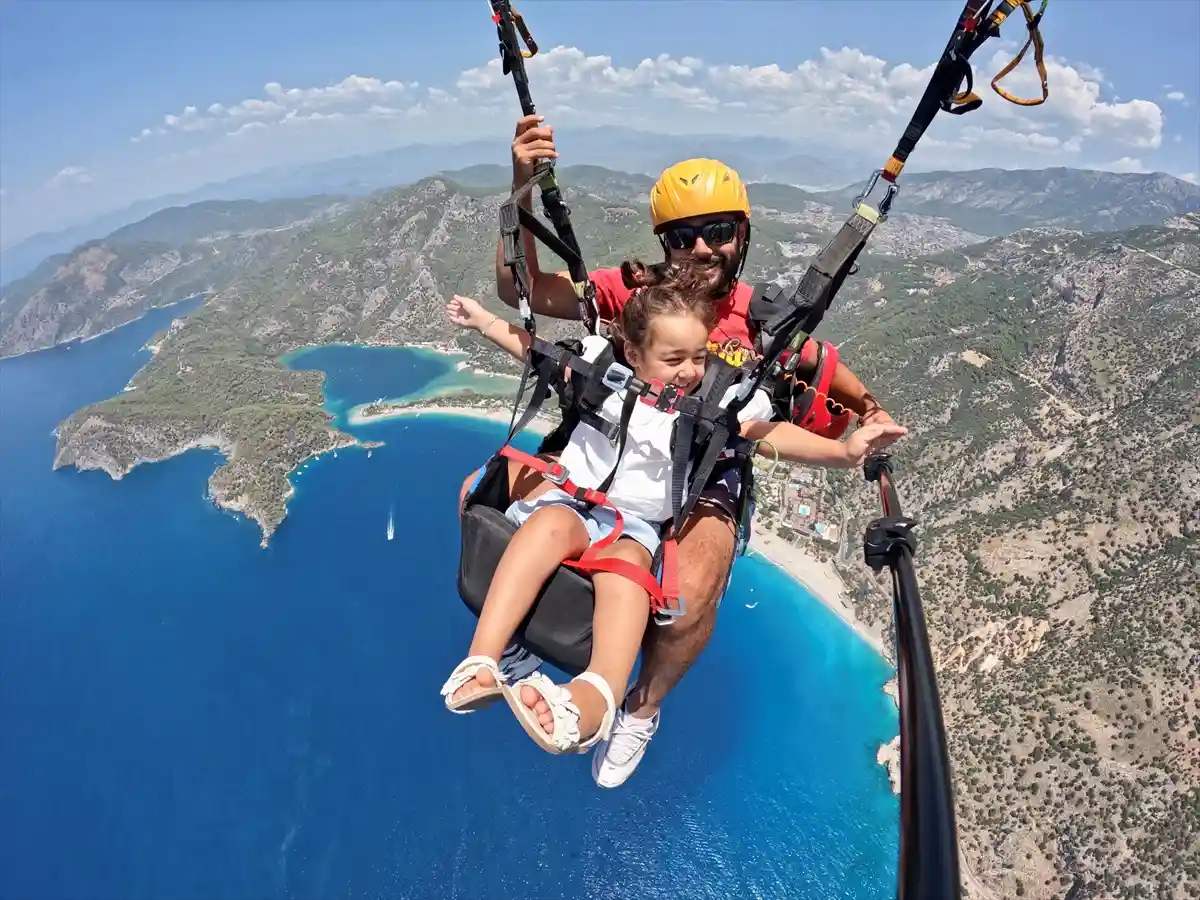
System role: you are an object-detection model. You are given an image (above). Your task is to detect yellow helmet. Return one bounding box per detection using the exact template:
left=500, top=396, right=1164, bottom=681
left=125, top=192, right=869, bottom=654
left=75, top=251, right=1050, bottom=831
left=649, top=158, right=751, bottom=232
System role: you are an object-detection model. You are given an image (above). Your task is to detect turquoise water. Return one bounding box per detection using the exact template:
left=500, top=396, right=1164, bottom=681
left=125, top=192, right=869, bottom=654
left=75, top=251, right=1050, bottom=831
left=0, top=316, right=899, bottom=899
left=286, top=343, right=519, bottom=424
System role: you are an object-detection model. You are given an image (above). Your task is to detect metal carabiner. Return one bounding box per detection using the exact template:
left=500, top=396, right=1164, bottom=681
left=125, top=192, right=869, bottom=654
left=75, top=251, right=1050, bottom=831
left=487, top=1, right=537, bottom=59
left=852, top=169, right=900, bottom=223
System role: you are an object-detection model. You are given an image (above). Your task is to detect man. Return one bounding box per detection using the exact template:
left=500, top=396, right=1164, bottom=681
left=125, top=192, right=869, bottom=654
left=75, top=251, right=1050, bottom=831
left=464, top=114, right=895, bottom=788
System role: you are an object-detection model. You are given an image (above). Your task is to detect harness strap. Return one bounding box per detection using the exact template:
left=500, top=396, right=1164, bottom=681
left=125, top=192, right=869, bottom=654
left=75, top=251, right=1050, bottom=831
left=490, top=0, right=597, bottom=332
left=990, top=0, right=1049, bottom=106
left=504, top=340, right=559, bottom=442
left=881, top=0, right=1047, bottom=182
left=729, top=206, right=881, bottom=421
left=495, top=445, right=676, bottom=612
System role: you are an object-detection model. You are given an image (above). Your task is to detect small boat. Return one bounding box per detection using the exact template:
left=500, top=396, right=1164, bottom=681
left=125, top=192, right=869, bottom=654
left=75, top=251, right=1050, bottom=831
left=745, top=602, right=759, bottom=609
left=386, top=507, right=395, bottom=541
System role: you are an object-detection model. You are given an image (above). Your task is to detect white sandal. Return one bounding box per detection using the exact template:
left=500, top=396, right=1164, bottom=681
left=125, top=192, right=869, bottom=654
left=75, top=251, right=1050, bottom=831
left=440, top=655, right=507, bottom=714
left=503, top=671, right=617, bottom=755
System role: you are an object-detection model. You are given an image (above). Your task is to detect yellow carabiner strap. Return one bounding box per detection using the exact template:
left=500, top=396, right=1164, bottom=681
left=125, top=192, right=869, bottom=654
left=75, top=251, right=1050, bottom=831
left=512, top=8, right=538, bottom=58
left=991, top=0, right=1049, bottom=106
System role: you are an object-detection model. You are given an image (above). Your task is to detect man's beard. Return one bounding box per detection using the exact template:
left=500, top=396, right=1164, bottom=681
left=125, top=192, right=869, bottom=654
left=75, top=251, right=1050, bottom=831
left=621, top=246, right=743, bottom=297
left=694, top=254, right=741, bottom=299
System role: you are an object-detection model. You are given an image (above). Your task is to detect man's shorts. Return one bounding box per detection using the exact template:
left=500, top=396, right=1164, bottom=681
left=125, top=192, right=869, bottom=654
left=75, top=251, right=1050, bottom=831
left=696, top=463, right=744, bottom=524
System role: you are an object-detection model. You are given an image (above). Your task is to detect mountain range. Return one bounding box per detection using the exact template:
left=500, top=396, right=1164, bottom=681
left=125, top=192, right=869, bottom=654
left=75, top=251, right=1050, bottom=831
left=4, top=165, right=1199, bottom=362
left=1, top=126, right=872, bottom=284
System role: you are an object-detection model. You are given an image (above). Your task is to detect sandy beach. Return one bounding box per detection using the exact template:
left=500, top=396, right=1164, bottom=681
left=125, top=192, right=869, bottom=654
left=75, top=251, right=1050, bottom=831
left=347, top=402, right=554, bottom=436
left=747, top=528, right=887, bottom=657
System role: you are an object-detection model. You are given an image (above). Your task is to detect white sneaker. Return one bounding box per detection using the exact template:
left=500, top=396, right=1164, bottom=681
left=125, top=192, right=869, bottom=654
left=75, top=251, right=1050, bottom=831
left=590, top=705, right=660, bottom=788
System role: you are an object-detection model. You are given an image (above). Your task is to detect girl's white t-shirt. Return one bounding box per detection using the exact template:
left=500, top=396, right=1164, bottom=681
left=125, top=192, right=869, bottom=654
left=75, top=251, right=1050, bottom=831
left=556, top=337, right=774, bottom=524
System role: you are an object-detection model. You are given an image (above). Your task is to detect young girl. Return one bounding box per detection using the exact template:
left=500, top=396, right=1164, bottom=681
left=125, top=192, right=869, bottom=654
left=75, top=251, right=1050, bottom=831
left=440, top=265, right=906, bottom=756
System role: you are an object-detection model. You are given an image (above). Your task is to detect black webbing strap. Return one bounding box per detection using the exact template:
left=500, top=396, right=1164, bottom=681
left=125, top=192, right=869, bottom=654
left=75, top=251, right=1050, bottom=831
left=578, top=408, right=621, bottom=442
left=662, top=358, right=748, bottom=545
left=489, top=0, right=597, bottom=331
left=593, top=390, right=638, bottom=497
left=502, top=174, right=587, bottom=279
left=887, top=0, right=994, bottom=173
left=883, top=0, right=1040, bottom=181
left=504, top=340, right=560, bottom=444
left=728, top=205, right=881, bottom=421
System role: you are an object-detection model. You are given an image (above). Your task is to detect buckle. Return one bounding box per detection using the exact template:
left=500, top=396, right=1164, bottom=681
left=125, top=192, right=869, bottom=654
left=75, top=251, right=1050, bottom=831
left=639, top=379, right=682, bottom=413
left=652, top=595, right=687, bottom=625
left=544, top=461, right=570, bottom=485
left=601, top=362, right=633, bottom=391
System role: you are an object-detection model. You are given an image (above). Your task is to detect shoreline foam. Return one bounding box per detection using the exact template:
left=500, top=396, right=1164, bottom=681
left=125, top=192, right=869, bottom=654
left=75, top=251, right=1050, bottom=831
left=348, top=402, right=554, bottom=436
left=747, top=527, right=887, bottom=658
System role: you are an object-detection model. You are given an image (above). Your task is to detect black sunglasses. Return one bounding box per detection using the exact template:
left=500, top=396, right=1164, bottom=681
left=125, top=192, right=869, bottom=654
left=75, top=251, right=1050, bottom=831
left=660, top=218, right=740, bottom=251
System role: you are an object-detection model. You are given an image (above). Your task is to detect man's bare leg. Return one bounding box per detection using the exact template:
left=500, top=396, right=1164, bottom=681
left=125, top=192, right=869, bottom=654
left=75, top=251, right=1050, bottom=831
left=590, top=501, right=737, bottom=788
left=624, top=503, right=736, bottom=718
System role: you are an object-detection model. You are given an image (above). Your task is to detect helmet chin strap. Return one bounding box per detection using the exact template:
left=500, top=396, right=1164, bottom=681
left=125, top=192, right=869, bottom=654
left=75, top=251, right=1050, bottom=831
left=733, top=221, right=752, bottom=284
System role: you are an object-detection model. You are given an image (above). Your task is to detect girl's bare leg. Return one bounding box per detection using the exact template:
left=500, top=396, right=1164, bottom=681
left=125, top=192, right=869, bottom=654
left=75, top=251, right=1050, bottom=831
left=452, top=505, right=590, bottom=703
left=520, top=538, right=651, bottom=737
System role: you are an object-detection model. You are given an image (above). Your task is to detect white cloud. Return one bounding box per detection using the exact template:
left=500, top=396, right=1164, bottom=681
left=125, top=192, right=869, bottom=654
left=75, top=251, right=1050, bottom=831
left=1181, top=172, right=1199, bottom=185
left=1166, top=91, right=1186, bottom=102
left=135, top=75, right=419, bottom=142
left=120, top=43, right=1169, bottom=176
left=8, top=40, right=1182, bottom=244
left=444, top=43, right=1168, bottom=166
left=45, top=166, right=93, bottom=190
left=1097, top=156, right=1149, bottom=174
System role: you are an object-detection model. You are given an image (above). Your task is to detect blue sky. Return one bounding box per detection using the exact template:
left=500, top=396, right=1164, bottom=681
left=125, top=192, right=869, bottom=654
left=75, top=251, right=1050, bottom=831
left=2, top=0, right=1197, bottom=244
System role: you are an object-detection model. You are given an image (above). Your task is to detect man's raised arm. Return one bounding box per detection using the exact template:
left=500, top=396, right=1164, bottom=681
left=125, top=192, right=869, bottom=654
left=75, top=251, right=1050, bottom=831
left=494, top=115, right=584, bottom=322
left=828, top=361, right=895, bottom=427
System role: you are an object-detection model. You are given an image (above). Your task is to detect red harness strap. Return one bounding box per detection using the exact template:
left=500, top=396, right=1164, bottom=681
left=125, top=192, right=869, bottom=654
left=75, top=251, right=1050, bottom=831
left=776, top=339, right=853, bottom=440
left=497, top=446, right=679, bottom=614
left=800, top=340, right=852, bottom=440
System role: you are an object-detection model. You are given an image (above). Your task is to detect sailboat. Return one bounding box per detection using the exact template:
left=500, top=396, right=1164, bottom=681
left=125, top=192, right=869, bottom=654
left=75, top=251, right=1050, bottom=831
left=386, top=506, right=395, bottom=541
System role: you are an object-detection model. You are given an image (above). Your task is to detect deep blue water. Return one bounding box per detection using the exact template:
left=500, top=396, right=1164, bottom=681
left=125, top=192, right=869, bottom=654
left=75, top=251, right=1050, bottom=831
left=0, top=312, right=899, bottom=900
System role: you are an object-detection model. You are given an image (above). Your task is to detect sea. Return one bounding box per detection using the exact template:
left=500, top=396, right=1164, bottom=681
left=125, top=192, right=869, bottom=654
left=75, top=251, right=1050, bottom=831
left=0, top=302, right=900, bottom=900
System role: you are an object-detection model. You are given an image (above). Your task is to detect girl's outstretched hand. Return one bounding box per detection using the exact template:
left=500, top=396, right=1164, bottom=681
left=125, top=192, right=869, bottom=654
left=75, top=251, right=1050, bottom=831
left=843, top=422, right=908, bottom=468
left=445, top=294, right=493, bottom=331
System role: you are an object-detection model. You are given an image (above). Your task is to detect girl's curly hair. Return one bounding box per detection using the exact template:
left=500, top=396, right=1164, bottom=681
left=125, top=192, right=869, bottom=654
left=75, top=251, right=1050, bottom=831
left=611, top=259, right=718, bottom=350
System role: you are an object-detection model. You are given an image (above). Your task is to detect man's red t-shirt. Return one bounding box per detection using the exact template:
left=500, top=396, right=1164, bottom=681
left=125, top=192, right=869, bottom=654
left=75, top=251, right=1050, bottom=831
left=590, top=267, right=762, bottom=368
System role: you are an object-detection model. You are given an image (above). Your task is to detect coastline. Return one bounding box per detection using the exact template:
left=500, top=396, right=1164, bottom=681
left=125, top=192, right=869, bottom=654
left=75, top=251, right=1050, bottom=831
left=347, top=402, right=554, bottom=436
left=746, top=528, right=899, bottom=795
left=747, top=527, right=887, bottom=658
